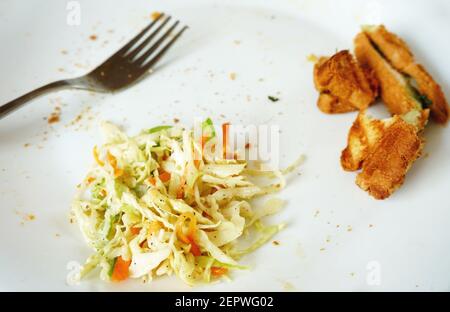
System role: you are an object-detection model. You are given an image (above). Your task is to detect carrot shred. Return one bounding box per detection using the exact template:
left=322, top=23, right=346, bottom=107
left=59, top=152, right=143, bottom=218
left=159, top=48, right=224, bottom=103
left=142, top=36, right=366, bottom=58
left=194, top=159, right=201, bottom=169
left=222, top=123, right=230, bottom=159
left=148, top=177, right=156, bottom=186
left=188, top=237, right=201, bottom=256
left=175, top=212, right=201, bottom=256
left=211, top=266, right=228, bottom=277
left=201, top=135, right=209, bottom=150
left=159, top=170, right=171, bottom=183
left=107, top=151, right=124, bottom=178
left=93, top=146, right=104, bottom=166
left=111, top=256, right=131, bottom=282
left=176, top=177, right=186, bottom=199
left=130, top=226, right=140, bottom=235
left=86, top=176, right=95, bottom=184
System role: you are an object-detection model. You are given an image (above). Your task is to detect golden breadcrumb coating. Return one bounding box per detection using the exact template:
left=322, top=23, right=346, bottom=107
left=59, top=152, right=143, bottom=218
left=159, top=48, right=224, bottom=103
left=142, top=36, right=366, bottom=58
left=354, top=32, right=420, bottom=116
left=356, top=116, right=424, bottom=200
left=364, top=25, right=449, bottom=124
left=314, top=50, right=378, bottom=114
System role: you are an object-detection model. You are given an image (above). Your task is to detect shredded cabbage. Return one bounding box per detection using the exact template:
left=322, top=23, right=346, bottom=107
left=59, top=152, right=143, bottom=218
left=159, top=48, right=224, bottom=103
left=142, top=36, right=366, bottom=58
left=71, top=120, right=302, bottom=285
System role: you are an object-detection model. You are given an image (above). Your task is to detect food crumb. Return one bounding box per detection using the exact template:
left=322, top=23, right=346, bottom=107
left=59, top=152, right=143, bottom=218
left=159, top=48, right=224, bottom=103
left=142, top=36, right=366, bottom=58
left=347, top=225, right=353, bottom=232
left=229, top=72, right=236, bottom=80
left=89, top=34, right=98, bottom=41
left=48, top=106, right=61, bottom=124
left=268, top=95, right=279, bottom=102
left=55, top=233, right=61, bottom=238
left=16, top=210, right=36, bottom=223
left=173, top=118, right=180, bottom=124
left=61, top=49, right=68, bottom=55
left=313, top=209, right=320, bottom=218
left=23, top=143, right=30, bottom=148
left=57, top=68, right=65, bottom=72
left=272, top=240, right=280, bottom=246
left=320, top=247, right=326, bottom=251
left=151, top=11, right=162, bottom=20
left=26, top=214, right=36, bottom=221
left=307, top=53, right=319, bottom=63
left=369, top=224, right=374, bottom=228
left=245, top=143, right=251, bottom=149
left=233, top=40, right=241, bottom=45
left=282, top=281, right=295, bottom=291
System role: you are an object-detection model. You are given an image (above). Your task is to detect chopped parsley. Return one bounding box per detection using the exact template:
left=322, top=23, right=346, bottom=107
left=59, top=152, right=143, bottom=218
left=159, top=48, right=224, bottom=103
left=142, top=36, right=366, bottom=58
left=268, top=96, right=279, bottom=102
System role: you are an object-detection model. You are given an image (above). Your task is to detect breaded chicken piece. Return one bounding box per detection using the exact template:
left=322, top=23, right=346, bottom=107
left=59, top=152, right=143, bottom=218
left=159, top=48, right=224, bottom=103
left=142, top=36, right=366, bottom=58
left=356, top=116, right=424, bottom=200
left=354, top=32, right=422, bottom=116
left=341, top=112, right=390, bottom=171
left=341, top=109, right=428, bottom=172
left=363, top=25, right=449, bottom=124
left=314, top=50, right=378, bottom=114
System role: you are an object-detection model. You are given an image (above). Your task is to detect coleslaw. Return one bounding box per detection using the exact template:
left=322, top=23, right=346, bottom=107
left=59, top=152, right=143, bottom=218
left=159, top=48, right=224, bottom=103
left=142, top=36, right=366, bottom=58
left=71, top=119, right=303, bottom=285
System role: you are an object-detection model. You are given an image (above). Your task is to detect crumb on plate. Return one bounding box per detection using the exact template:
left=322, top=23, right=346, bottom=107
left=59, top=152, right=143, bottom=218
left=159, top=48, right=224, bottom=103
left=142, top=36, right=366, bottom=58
left=307, top=53, right=319, bottom=63
left=151, top=11, right=162, bottom=20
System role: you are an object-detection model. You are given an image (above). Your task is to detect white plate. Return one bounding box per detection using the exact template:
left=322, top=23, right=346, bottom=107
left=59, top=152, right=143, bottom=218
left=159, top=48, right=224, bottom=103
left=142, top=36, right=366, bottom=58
left=1, top=0, right=450, bottom=291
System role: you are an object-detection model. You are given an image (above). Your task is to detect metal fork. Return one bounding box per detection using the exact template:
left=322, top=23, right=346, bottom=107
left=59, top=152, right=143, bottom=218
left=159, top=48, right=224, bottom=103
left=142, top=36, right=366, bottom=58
left=0, top=13, right=188, bottom=120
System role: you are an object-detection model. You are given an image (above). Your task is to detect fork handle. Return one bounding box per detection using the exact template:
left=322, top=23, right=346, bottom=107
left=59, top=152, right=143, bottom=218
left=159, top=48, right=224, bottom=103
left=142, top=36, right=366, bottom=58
left=0, top=80, right=70, bottom=120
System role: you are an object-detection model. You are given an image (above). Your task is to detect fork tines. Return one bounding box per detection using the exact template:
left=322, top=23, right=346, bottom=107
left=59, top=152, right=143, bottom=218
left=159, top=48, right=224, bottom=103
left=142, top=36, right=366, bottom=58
left=123, top=13, right=188, bottom=68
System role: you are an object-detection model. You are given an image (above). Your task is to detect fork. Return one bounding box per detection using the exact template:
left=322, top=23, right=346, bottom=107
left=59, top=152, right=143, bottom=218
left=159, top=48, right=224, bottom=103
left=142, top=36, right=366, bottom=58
left=0, top=13, right=188, bottom=120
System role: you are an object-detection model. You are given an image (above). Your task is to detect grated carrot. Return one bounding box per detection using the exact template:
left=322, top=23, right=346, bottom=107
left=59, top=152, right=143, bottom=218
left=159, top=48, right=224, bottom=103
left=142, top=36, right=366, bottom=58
left=111, top=256, right=131, bottom=282
left=211, top=266, right=228, bottom=277
left=93, top=146, right=104, bottom=166
left=107, top=151, right=124, bottom=178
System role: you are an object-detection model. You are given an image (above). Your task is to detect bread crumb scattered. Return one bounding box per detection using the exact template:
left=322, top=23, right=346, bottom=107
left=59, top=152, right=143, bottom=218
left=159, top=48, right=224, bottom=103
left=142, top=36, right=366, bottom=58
left=89, top=34, right=98, bottom=41
left=307, top=53, right=319, bottom=63
left=272, top=240, right=280, bottom=246
left=48, top=106, right=61, bottom=124
left=282, top=281, right=295, bottom=291
left=151, top=11, right=162, bottom=20
left=229, top=72, right=236, bottom=80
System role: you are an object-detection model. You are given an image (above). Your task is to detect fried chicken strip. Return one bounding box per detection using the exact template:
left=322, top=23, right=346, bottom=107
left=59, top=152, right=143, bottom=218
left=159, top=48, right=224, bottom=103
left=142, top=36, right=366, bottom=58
left=356, top=116, right=424, bottom=200
left=363, top=25, right=449, bottom=124
left=341, top=109, right=428, bottom=172
left=314, top=50, right=378, bottom=114
left=354, top=32, right=421, bottom=116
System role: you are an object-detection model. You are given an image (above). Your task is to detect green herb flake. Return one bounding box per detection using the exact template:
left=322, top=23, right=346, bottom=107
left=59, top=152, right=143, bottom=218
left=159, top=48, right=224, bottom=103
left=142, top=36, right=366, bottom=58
left=268, top=96, right=279, bottom=102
